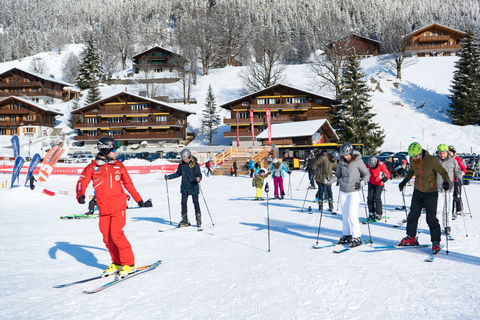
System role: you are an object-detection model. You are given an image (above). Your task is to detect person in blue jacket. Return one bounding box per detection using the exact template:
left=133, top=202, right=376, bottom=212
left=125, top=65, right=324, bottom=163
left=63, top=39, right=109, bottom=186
left=165, top=149, right=203, bottom=228
left=249, top=159, right=255, bottom=178
left=270, top=158, right=291, bottom=199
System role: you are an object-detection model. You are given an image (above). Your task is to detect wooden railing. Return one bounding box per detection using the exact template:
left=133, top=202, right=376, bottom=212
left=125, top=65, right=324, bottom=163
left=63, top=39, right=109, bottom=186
left=74, top=133, right=184, bottom=140
left=74, top=121, right=180, bottom=128
left=406, top=44, right=462, bottom=51
left=417, top=35, right=451, bottom=42
left=213, top=146, right=272, bottom=171
left=0, top=109, right=30, bottom=114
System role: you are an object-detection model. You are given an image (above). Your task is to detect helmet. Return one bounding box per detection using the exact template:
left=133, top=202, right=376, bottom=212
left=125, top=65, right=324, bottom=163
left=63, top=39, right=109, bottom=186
left=339, top=142, right=353, bottom=157
left=181, top=149, right=191, bottom=161
left=437, top=144, right=449, bottom=152
left=259, top=169, right=265, bottom=176
left=448, top=145, right=456, bottom=154
left=272, top=158, right=279, bottom=164
left=408, top=142, right=422, bottom=157
left=331, top=150, right=340, bottom=161
left=367, top=156, right=378, bottom=168
left=97, top=137, right=120, bottom=156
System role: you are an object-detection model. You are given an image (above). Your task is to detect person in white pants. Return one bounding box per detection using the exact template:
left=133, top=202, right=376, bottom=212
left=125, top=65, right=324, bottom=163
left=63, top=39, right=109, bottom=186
left=325, top=143, right=370, bottom=247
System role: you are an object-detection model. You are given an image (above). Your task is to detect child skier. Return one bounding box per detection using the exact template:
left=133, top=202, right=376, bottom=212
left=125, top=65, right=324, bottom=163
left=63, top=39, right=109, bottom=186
left=366, top=156, right=390, bottom=221
left=76, top=137, right=152, bottom=278
left=252, top=169, right=270, bottom=200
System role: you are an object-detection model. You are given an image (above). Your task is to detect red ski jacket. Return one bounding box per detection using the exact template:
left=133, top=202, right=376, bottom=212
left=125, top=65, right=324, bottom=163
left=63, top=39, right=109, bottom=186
left=454, top=156, right=466, bottom=175
left=76, top=159, right=142, bottom=215
left=367, top=161, right=391, bottom=186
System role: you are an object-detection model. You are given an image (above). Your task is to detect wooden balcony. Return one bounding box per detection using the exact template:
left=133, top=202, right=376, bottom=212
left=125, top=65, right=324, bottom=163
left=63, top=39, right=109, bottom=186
left=74, top=133, right=184, bottom=141
left=0, top=120, right=38, bottom=126
left=224, top=130, right=262, bottom=137
left=0, top=90, right=63, bottom=100
left=0, top=109, right=30, bottom=115
left=417, top=35, right=451, bottom=42
left=407, top=44, right=462, bottom=51
left=248, top=102, right=315, bottom=111
left=0, top=81, right=42, bottom=88
left=97, top=109, right=154, bottom=115
left=74, top=121, right=182, bottom=129
left=223, top=115, right=327, bottom=125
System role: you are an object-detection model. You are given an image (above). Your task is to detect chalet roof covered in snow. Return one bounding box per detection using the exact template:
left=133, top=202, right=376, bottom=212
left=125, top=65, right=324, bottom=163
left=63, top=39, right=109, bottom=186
left=0, top=95, right=63, bottom=116
left=256, top=119, right=338, bottom=141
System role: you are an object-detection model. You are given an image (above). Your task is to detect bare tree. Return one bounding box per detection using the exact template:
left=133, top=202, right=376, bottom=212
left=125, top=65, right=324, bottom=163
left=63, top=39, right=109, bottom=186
left=62, top=52, right=80, bottom=84
left=29, top=58, right=49, bottom=75
left=381, top=17, right=412, bottom=79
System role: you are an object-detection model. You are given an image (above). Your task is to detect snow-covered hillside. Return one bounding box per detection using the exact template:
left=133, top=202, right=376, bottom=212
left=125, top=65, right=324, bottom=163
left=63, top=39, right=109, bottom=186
left=1, top=45, right=479, bottom=156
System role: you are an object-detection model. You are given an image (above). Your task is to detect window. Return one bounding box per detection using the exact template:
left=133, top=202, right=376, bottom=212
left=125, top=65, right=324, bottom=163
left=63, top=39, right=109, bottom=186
left=87, top=130, right=98, bottom=136
left=156, top=106, right=162, bottom=110
left=87, top=118, right=98, bottom=124
left=10, top=116, right=17, bottom=122
left=156, top=116, right=167, bottom=122
left=0, top=128, right=6, bottom=135
left=25, top=115, right=34, bottom=121
left=131, top=117, right=148, bottom=122
left=107, top=117, right=123, bottom=123
left=131, top=104, right=149, bottom=110
left=315, top=99, right=323, bottom=104
left=238, top=112, right=249, bottom=119
left=257, top=112, right=266, bottom=118
left=106, top=130, right=122, bottom=135
left=0, top=115, right=5, bottom=121
left=286, top=97, right=306, bottom=104
left=25, top=127, right=35, bottom=133
left=242, top=102, right=249, bottom=106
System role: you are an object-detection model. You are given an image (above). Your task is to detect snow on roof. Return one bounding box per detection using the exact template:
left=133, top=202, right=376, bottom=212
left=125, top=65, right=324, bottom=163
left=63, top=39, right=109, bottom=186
left=0, top=67, right=72, bottom=87
left=256, top=119, right=338, bottom=140
left=0, top=95, right=63, bottom=116
left=403, top=23, right=466, bottom=39
left=132, top=46, right=182, bottom=59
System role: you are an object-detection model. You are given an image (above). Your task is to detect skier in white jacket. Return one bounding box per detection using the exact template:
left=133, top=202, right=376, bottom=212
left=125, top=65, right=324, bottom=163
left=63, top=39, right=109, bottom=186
left=325, top=142, right=370, bottom=247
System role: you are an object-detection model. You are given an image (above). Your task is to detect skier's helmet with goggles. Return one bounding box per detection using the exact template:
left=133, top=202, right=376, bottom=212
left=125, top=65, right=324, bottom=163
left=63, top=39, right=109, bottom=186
left=408, top=142, right=422, bottom=157
left=367, top=156, right=378, bottom=168
left=448, top=145, right=456, bottom=154
left=339, top=142, right=353, bottom=157
left=181, top=148, right=191, bottom=161
left=330, top=150, right=340, bottom=161
left=97, top=137, right=120, bottom=156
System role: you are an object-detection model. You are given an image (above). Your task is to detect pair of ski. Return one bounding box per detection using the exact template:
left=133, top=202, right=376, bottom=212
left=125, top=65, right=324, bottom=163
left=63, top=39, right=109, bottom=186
left=312, top=240, right=371, bottom=253
left=361, top=216, right=390, bottom=224
left=60, top=213, right=98, bottom=220
left=53, top=260, right=162, bottom=294
left=159, top=225, right=203, bottom=232
left=373, top=244, right=445, bottom=262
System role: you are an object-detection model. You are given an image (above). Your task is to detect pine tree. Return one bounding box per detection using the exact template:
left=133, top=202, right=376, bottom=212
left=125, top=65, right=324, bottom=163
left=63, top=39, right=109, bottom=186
left=84, top=77, right=102, bottom=105
left=76, top=34, right=104, bottom=90
left=448, top=27, right=480, bottom=125
left=201, top=85, right=221, bottom=146
left=332, top=49, right=384, bottom=154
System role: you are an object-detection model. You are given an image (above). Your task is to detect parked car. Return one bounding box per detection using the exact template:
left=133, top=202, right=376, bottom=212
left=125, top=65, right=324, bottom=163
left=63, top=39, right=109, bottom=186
left=115, top=153, right=131, bottom=162
left=146, top=153, right=160, bottom=162
left=65, top=154, right=80, bottom=164
left=130, top=152, right=149, bottom=160
left=82, top=154, right=94, bottom=163
left=164, top=152, right=178, bottom=159
left=394, top=152, right=409, bottom=157
left=378, top=151, right=395, bottom=157
left=155, top=150, right=164, bottom=159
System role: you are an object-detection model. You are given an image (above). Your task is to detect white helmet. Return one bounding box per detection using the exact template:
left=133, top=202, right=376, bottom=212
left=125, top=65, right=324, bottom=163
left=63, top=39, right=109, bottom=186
left=272, top=158, right=279, bottom=164
left=181, top=149, right=191, bottom=160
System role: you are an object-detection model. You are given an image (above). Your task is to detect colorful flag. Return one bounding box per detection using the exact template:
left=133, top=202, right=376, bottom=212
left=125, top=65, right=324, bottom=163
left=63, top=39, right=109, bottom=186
left=24, top=153, right=41, bottom=186
left=236, top=111, right=240, bottom=147
left=265, top=107, right=272, bottom=145
left=249, top=109, right=255, bottom=146
left=11, top=156, right=25, bottom=188
left=11, top=135, right=20, bottom=159
left=38, top=146, right=65, bottom=182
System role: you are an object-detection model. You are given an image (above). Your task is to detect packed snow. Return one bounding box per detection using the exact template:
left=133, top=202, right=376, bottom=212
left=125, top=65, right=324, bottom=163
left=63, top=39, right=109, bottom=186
left=1, top=46, right=480, bottom=319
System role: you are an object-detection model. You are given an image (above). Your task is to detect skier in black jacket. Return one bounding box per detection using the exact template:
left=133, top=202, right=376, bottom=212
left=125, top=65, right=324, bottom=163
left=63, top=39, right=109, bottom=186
left=165, top=149, right=203, bottom=228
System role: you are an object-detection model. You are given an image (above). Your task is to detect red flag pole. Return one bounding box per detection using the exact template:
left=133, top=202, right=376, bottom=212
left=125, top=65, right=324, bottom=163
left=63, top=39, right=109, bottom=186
left=236, top=110, right=240, bottom=147
left=249, top=109, right=255, bottom=147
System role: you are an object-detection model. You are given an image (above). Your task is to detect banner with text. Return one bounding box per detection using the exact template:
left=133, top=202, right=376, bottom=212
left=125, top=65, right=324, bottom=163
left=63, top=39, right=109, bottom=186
left=249, top=109, right=255, bottom=146
left=24, top=153, right=41, bottom=186
left=11, top=156, right=25, bottom=188
left=11, top=135, right=20, bottom=159
left=39, top=146, right=65, bottom=182
left=265, top=107, right=272, bottom=145
left=236, top=110, right=240, bottom=147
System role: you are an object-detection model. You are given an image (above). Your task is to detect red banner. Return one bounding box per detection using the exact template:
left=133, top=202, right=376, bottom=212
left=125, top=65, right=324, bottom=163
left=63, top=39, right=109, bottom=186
left=236, top=110, right=240, bottom=147
left=39, top=146, right=65, bottom=182
left=265, top=107, right=272, bottom=145
left=249, top=109, right=255, bottom=146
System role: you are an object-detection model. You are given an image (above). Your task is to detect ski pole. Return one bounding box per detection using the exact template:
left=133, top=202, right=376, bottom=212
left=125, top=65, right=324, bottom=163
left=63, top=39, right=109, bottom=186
left=296, top=170, right=306, bottom=190
left=383, top=187, right=387, bottom=223
left=462, top=184, right=472, bottom=219
left=301, top=187, right=310, bottom=212
left=289, top=173, right=292, bottom=199
left=361, top=187, right=373, bottom=244
left=401, top=190, right=408, bottom=221
left=199, top=184, right=215, bottom=227
left=445, top=190, right=449, bottom=254
left=314, top=199, right=324, bottom=246
left=265, top=182, right=271, bottom=252
left=165, top=179, right=172, bottom=225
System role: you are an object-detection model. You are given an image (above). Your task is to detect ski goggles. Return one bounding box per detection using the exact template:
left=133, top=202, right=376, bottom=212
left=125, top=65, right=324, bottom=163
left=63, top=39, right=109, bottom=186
left=112, top=139, right=121, bottom=152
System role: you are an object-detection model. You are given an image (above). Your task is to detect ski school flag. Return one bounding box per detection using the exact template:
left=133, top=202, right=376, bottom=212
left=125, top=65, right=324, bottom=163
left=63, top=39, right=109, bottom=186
left=24, top=153, right=41, bottom=186
left=236, top=111, right=240, bottom=147
left=11, top=156, right=25, bottom=188
left=39, top=146, right=65, bottom=182
left=11, top=135, right=20, bottom=159
left=265, top=107, right=272, bottom=145
left=249, top=109, right=255, bottom=146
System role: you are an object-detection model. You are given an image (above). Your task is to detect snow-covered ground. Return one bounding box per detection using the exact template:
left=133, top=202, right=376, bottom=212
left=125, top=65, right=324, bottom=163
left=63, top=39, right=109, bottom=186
left=1, top=172, right=480, bottom=319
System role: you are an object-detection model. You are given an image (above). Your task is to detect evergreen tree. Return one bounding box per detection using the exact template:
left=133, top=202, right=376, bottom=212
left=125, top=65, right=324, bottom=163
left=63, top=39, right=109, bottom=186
left=448, top=28, right=480, bottom=125
left=332, top=50, right=384, bottom=154
left=84, top=77, right=102, bottom=105
left=201, top=85, right=221, bottom=146
left=76, top=34, right=104, bottom=90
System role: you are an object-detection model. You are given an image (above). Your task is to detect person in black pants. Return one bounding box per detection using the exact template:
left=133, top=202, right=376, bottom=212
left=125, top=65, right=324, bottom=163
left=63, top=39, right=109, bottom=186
left=165, top=149, right=203, bottom=228
left=233, top=160, right=237, bottom=177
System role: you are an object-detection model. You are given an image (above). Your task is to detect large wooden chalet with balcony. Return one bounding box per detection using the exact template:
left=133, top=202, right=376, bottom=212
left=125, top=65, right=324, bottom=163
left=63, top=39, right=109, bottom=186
left=71, top=92, right=195, bottom=147
left=132, top=46, right=186, bottom=74
left=219, top=84, right=338, bottom=146
left=404, top=23, right=465, bottom=57
left=0, top=67, right=72, bottom=104
left=327, top=33, right=381, bottom=59
left=0, top=95, right=63, bottom=137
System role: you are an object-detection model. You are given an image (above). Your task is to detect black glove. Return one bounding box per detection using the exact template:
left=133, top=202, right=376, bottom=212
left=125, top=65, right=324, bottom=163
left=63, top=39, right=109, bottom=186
left=265, top=182, right=270, bottom=193
left=164, top=175, right=169, bottom=180
left=454, top=179, right=462, bottom=187
left=78, top=195, right=86, bottom=204
left=288, top=171, right=291, bottom=175
left=464, top=179, right=470, bottom=186
left=442, top=181, right=450, bottom=191
left=399, top=180, right=407, bottom=192
left=354, top=181, right=365, bottom=190
left=143, top=199, right=153, bottom=207
left=381, top=176, right=389, bottom=183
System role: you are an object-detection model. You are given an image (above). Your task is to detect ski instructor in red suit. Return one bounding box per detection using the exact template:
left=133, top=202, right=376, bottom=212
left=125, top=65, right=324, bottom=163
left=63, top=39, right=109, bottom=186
left=76, top=137, right=152, bottom=278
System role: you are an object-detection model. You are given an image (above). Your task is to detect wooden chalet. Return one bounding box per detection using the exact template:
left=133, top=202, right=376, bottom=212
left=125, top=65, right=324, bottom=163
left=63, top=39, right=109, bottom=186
left=0, top=67, right=72, bottom=104
left=404, top=23, right=465, bottom=57
left=132, top=46, right=186, bottom=74
left=256, top=119, right=339, bottom=146
left=328, top=33, right=381, bottom=59
left=0, top=95, right=63, bottom=137
left=219, top=84, right=338, bottom=146
left=71, top=92, right=195, bottom=146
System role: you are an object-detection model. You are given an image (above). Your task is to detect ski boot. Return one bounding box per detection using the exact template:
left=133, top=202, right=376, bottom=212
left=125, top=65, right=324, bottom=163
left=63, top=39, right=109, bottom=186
left=328, top=199, right=334, bottom=212
left=196, top=213, right=202, bottom=228
left=313, top=198, right=319, bottom=204
left=368, top=212, right=376, bottom=220
left=375, top=214, right=383, bottom=221
left=337, top=235, right=352, bottom=244
left=274, top=195, right=280, bottom=200
left=398, top=235, right=419, bottom=246
left=118, top=264, right=136, bottom=278
left=432, top=241, right=441, bottom=254
left=178, top=213, right=191, bottom=228
left=280, top=195, right=284, bottom=200
left=350, top=237, right=363, bottom=247
left=103, top=263, right=122, bottom=277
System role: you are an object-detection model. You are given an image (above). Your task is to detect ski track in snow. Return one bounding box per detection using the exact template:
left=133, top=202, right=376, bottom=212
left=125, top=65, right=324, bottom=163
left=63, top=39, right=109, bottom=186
left=1, top=172, right=480, bottom=319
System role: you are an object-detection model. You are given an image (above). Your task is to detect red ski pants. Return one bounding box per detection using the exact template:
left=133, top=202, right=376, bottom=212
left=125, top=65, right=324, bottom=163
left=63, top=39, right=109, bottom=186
left=99, top=210, right=134, bottom=266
